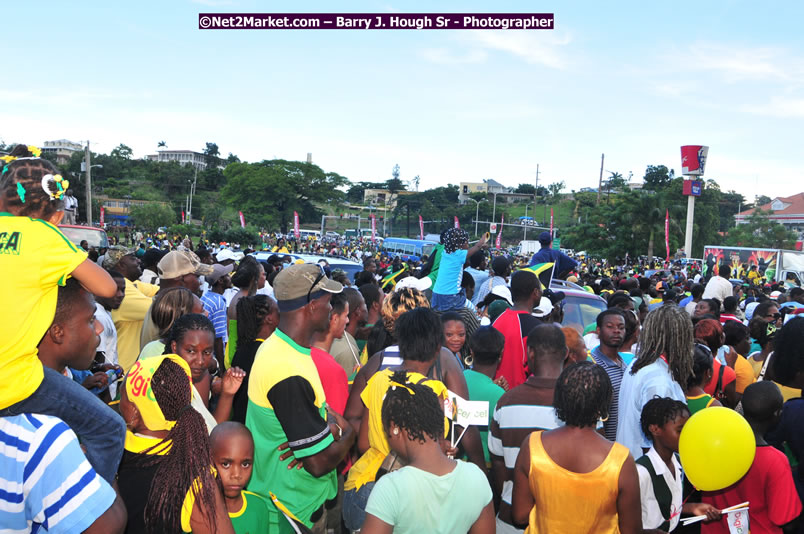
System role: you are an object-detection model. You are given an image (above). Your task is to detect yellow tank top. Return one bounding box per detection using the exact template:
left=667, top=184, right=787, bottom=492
left=525, top=431, right=629, bottom=534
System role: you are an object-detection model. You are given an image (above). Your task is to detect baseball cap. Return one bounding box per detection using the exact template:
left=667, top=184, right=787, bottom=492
left=490, top=284, right=513, bottom=306
left=538, top=231, right=551, bottom=243
left=158, top=250, right=214, bottom=280
left=102, top=245, right=134, bottom=270
left=206, top=263, right=234, bottom=285
left=531, top=296, right=554, bottom=318
left=656, top=281, right=666, bottom=292
left=273, top=263, right=343, bottom=312
left=770, top=290, right=782, bottom=300
left=216, top=249, right=237, bottom=263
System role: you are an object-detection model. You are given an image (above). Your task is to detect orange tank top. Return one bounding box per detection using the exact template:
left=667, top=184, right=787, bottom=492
left=525, top=431, right=629, bottom=534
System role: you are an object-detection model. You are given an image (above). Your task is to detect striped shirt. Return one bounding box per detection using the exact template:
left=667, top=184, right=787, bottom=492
left=589, top=346, right=626, bottom=441
left=488, top=375, right=560, bottom=525
left=201, top=291, right=228, bottom=342
left=0, top=414, right=116, bottom=534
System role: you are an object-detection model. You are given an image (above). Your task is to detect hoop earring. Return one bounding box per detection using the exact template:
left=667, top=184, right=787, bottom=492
left=600, top=413, right=609, bottom=423
left=464, top=354, right=474, bottom=368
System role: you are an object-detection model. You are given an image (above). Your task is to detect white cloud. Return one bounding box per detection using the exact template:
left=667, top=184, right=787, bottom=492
left=740, top=96, right=804, bottom=118
left=419, top=47, right=487, bottom=64
left=462, top=30, right=571, bottom=69
left=664, top=42, right=804, bottom=83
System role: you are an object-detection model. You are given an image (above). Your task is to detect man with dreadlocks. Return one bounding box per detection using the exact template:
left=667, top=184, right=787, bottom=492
left=617, top=305, right=694, bottom=459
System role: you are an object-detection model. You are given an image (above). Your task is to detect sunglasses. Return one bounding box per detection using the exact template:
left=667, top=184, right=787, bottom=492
left=766, top=313, right=782, bottom=319
left=307, top=265, right=327, bottom=303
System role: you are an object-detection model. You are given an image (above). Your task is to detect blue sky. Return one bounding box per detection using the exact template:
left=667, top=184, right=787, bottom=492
left=3, top=1, right=803, bottom=201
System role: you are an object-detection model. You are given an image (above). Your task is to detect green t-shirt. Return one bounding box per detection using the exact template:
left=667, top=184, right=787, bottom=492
left=365, top=461, right=492, bottom=533
left=230, top=491, right=273, bottom=534
left=462, top=369, right=505, bottom=464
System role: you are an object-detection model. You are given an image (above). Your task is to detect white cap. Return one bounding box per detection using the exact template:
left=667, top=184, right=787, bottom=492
left=216, top=249, right=237, bottom=262
left=531, top=296, right=554, bottom=318
left=491, top=284, right=513, bottom=306
left=395, top=276, right=432, bottom=292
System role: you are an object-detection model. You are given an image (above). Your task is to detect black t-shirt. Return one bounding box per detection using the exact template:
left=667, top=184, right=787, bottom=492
left=231, top=339, right=263, bottom=424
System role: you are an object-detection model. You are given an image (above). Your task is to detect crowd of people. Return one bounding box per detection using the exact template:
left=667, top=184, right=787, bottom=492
left=2, top=143, right=804, bottom=533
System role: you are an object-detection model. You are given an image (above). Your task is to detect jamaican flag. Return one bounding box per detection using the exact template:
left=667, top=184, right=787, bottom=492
left=522, top=262, right=555, bottom=290
left=381, top=264, right=408, bottom=291
left=270, top=492, right=314, bottom=534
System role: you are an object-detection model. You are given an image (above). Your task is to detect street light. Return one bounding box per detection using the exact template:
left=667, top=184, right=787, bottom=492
left=465, top=198, right=486, bottom=237
left=491, top=192, right=499, bottom=225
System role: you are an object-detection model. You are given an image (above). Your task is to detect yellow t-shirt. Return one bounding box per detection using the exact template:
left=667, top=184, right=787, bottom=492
left=344, top=369, right=447, bottom=491
left=113, top=278, right=155, bottom=373
left=748, top=353, right=801, bottom=402
left=0, top=214, right=87, bottom=409
left=732, top=354, right=756, bottom=394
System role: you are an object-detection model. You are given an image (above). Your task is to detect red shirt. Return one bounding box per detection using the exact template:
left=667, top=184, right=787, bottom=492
left=492, top=309, right=541, bottom=389
left=702, top=445, right=802, bottom=534
left=704, top=359, right=737, bottom=397
left=310, top=347, right=349, bottom=415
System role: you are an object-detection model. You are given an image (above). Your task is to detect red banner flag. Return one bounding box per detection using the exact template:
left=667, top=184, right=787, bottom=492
left=293, top=211, right=300, bottom=239
left=549, top=207, right=554, bottom=235
left=100, top=206, right=105, bottom=226
left=370, top=214, right=376, bottom=242
left=419, top=215, right=424, bottom=240
left=495, top=215, right=504, bottom=248
left=454, top=216, right=459, bottom=228
left=181, top=210, right=185, bottom=224
left=239, top=211, right=246, bottom=228
left=665, top=209, right=670, bottom=261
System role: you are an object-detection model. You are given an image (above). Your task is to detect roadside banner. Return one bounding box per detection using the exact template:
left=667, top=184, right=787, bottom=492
left=239, top=211, right=246, bottom=228
left=293, top=211, right=299, bottom=239
left=419, top=215, right=424, bottom=240
left=495, top=215, right=503, bottom=248
left=454, top=216, right=460, bottom=228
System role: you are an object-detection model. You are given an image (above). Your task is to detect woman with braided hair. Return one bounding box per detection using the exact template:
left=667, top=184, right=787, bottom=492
left=117, top=354, right=234, bottom=533
left=617, top=305, right=694, bottom=459
left=361, top=370, right=495, bottom=534
left=511, top=362, right=642, bottom=533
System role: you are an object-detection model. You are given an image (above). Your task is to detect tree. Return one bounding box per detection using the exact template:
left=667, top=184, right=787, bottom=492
left=129, top=203, right=175, bottom=230
left=755, top=195, right=772, bottom=207
left=643, top=165, right=674, bottom=191
left=385, top=164, right=406, bottom=196
left=203, top=142, right=220, bottom=169
left=605, top=172, right=628, bottom=192
left=515, top=183, right=536, bottom=195
left=725, top=209, right=798, bottom=249
left=110, top=144, right=133, bottom=160
left=547, top=181, right=565, bottom=199
left=221, top=159, right=348, bottom=233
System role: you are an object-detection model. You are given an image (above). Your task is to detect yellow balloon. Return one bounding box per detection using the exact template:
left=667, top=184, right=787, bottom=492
left=679, top=407, right=756, bottom=491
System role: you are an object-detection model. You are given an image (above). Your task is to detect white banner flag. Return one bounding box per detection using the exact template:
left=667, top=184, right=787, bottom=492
left=726, top=509, right=749, bottom=534
left=444, top=391, right=489, bottom=427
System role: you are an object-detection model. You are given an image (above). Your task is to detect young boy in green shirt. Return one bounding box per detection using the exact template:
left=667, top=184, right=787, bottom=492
left=211, top=422, right=273, bottom=533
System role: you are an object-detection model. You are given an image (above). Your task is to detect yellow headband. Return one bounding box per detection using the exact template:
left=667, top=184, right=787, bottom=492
left=126, top=354, right=193, bottom=432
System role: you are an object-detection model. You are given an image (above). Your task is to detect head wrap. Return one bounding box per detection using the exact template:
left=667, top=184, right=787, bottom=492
left=125, top=354, right=193, bottom=432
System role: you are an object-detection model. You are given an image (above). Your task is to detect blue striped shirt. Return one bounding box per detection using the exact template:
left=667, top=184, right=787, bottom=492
left=0, top=414, right=116, bottom=533
left=590, top=346, right=627, bottom=441
left=201, top=291, right=228, bottom=342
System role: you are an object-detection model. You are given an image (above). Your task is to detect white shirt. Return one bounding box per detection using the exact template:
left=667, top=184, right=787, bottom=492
left=139, top=269, right=160, bottom=286
left=95, top=303, right=119, bottom=398
left=702, top=275, right=733, bottom=306
left=684, top=299, right=698, bottom=316
left=637, top=446, right=683, bottom=531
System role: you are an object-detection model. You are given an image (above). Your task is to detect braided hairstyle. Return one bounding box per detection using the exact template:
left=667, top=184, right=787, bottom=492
left=0, top=145, right=64, bottom=219
left=640, top=396, right=690, bottom=441
left=381, top=370, right=444, bottom=444
left=150, top=287, right=197, bottom=340
left=236, top=294, right=275, bottom=341
left=163, top=313, right=216, bottom=355
left=143, top=358, right=219, bottom=533
left=553, top=361, right=612, bottom=428
left=632, top=305, right=694, bottom=388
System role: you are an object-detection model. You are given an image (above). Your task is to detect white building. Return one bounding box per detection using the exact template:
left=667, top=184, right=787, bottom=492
left=146, top=149, right=214, bottom=170
left=41, top=139, right=83, bottom=165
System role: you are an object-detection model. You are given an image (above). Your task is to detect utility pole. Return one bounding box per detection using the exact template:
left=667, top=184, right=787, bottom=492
left=597, top=153, right=604, bottom=205
left=534, top=164, right=539, bottom=224
left=188, top=168, right=197, bottom=224
left=85, top=141, right=92, bottom=225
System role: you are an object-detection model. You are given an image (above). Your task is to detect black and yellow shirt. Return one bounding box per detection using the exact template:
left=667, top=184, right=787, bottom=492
left=0, top=214, right=86, bottom=409
left=245, top=329, right=335, bottom=529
